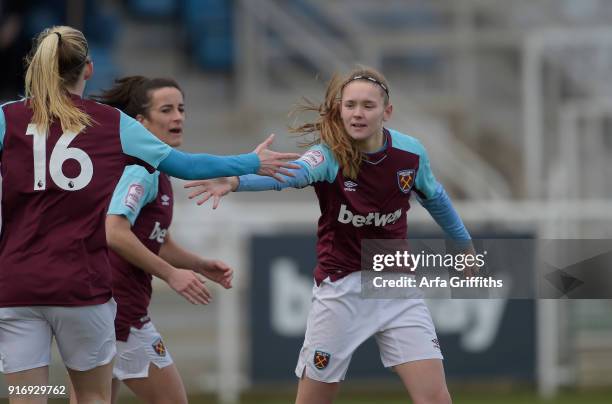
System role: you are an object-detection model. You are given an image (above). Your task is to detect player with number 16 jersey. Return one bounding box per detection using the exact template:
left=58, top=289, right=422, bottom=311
left=0, top=96, right=171, bottom=307
left=0, top=71, right=295, bottom=309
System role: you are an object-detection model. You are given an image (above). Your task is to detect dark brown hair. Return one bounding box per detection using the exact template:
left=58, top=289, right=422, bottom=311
left=92, top=76, right=183, bottom=119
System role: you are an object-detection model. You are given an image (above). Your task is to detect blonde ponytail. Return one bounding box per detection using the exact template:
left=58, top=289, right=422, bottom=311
left=25, top=26, right=93, bottom=134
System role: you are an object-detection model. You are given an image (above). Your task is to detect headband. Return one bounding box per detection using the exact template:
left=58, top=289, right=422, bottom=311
left=344, top=75, right=389, bottom=96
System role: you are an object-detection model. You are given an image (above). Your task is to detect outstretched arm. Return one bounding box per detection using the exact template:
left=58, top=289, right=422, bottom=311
left=157, top=134, right=301, bottom=180
left=157, top=149, right=259, bottom=179
left=236, top=164, right=310, bottom=191
left=184, top=164, right=310, bottom=208
left=119, top=111, right=300, bottom=180
left=159, top=233, right=233, bottom=289
left=184, top=145, right=337, bottom=207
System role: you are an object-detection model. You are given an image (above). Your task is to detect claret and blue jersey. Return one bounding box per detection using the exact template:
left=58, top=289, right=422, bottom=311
left=237, top=128, right=470, bottom=284
left=0, top=94, right=264, bottom=308
left=107, top=165, right=174, bottom=341
left=0, top=96, right=172, bottom=307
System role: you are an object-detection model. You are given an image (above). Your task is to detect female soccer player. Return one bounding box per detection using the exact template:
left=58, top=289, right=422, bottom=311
left=0, top=26, right=297, bottom=404
left=186, top=67, right=474, bottom=404
left=93, top=76, right=233, bottom=404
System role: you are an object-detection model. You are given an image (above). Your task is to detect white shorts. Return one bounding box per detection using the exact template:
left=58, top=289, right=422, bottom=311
left=0, top=299, right=117, bottom=373
left=113, top=322, right=173, bottom=380
left=295, top=272, right=443, bottom=383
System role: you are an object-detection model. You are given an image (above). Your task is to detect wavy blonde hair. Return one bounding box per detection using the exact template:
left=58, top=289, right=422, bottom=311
left=25, top=26, right=93, bottom=134
left=290, top=66, right=390, bottom=179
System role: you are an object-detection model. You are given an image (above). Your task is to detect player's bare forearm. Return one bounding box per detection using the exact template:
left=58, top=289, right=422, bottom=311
left=160, top=234, right=233, bottom=288
left=158, top=233, right=205, bottom=270
left=106, top=217, right=212, bottom=304
left=105, top=215, right=176, bottom=282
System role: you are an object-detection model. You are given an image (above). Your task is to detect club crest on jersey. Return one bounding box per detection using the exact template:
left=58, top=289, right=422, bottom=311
left=397, top=169, right=415, bottom=194
left=152, top=338, right=167, bottom=357
left=313, top=350, right=331, bottom=370
left=298, top=150, right=324, bottom=168
left=125, top=184, right=145, bottom=211
left=161, top=194, right=171, bottom=206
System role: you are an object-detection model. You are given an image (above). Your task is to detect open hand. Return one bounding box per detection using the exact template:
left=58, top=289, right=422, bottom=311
left=197, top=259, right=233, bottom=289
left=254, top=134, right=300, bottom=181
left=167, top=268, right=212, bottom=304
left=184, top=177, right=238, bottom=208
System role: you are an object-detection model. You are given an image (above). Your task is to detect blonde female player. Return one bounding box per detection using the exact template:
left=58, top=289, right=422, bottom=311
left=94, top=76, right=233, bottom=404
left=186, top=67, right=475, bottom=404
left=0, top=26, right=297, bottom=404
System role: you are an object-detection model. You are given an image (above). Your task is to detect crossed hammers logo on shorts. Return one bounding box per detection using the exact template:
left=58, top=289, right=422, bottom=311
left=313, top=350, right=331, bottom=370
left=152, top=338, right=166, bottom=357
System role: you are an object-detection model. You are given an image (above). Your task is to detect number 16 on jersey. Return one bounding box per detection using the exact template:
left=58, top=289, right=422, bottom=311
left=26, top=123, right=93, bottom=191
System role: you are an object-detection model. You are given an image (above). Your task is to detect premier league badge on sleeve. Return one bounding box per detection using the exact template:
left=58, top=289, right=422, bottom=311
left=397, top=169, right=415, bottom=194
left=313, top=350, right=331, bottom=370
left=125, top=183, right=145, bottom=211
left=298, top=150, right=325, bottom=168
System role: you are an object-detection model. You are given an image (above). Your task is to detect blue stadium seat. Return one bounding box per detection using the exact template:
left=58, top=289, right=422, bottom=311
left=127, top=0, right=178, bottom=18
left=179, top=0, right=234, bottom=70
left=83, top=45, right=119, bottom=97
left=24, top=6, right=63, bottom=39
left=85, top=3, right=120, bottom=47
left=191, top=34, right=233, bottom=70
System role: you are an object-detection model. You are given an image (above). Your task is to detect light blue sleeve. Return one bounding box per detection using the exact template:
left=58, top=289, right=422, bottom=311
left=414, top=146, right=439, bottom=200
left=235, top=144, right=338, bottom=192
left=237, top=163, right=310, bottom=191
left=418, top=184, right=471, bottom=241
left=119, top=110, right=172, bottom=168
left=298, top=144, right=338, bottom=183
left=1, top=99, right=26, bottom=151
left=158, top=149, right=260, bottom=180
left=107, top=165, right=159, bottom=225
left=119, top=110, right=261, bottom=179
left=389, top=129, right=439, bottom=199
left=0, top=106, right=5, bottom=151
